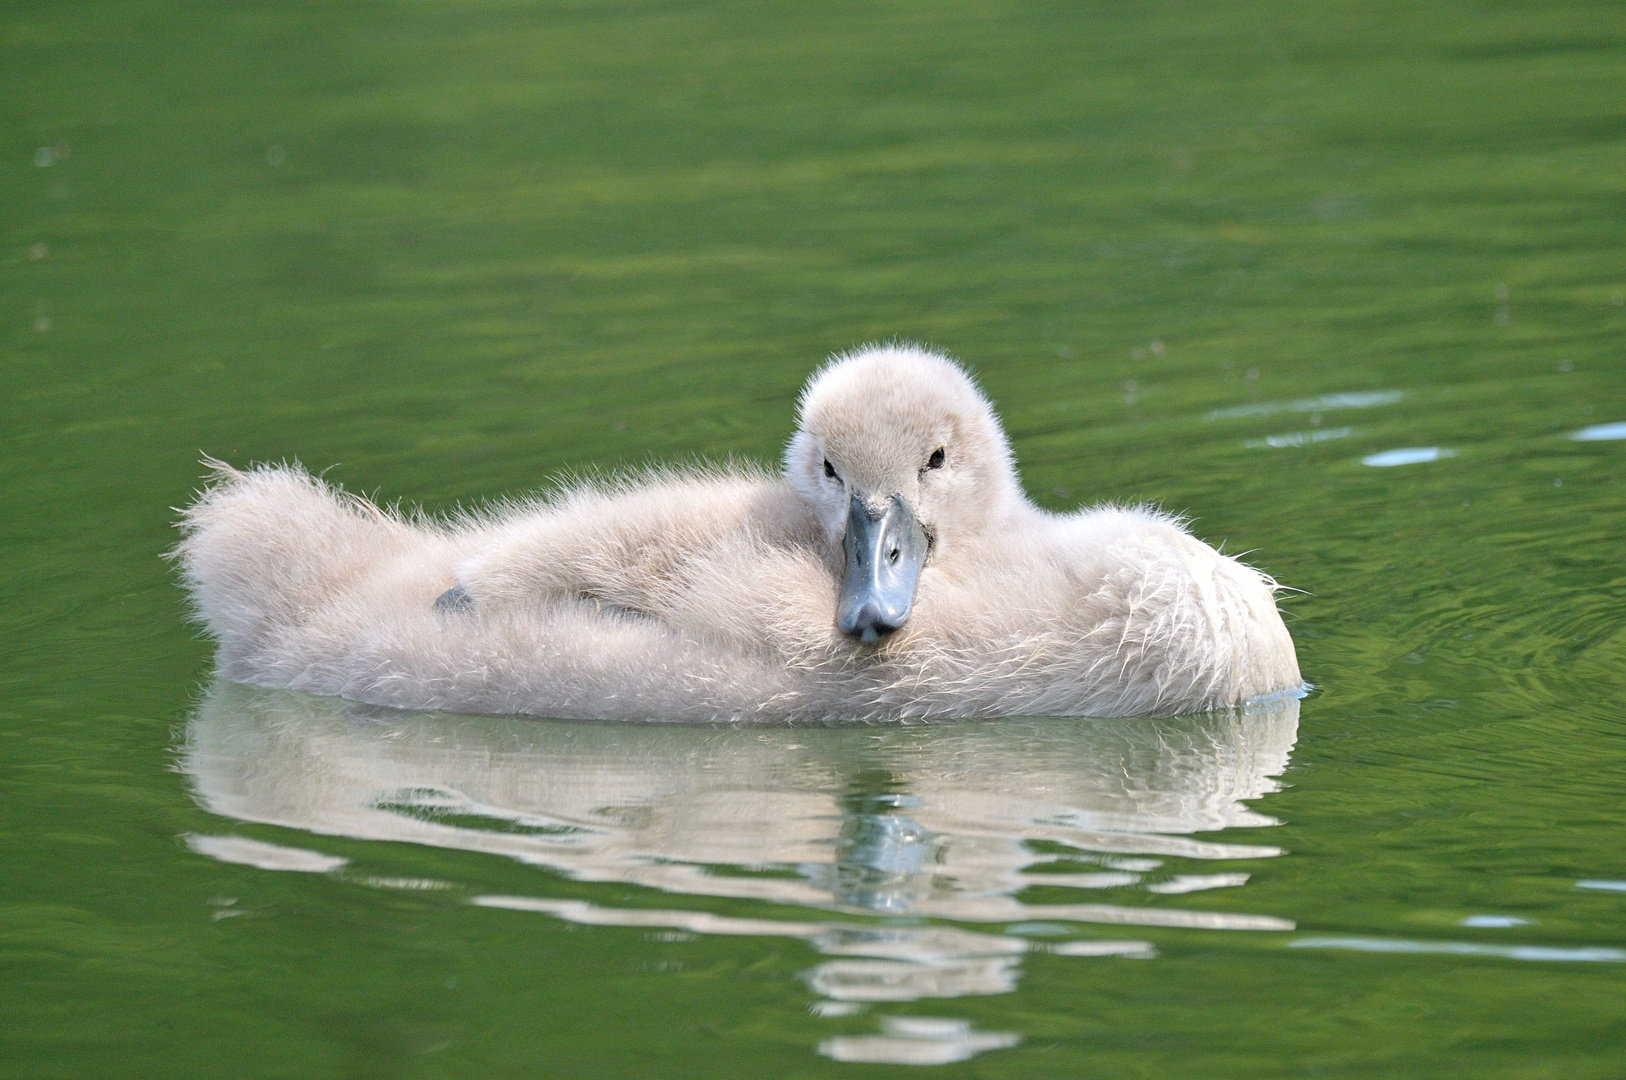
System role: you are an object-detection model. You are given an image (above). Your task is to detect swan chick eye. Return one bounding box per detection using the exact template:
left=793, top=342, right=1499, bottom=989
left=926, top=446, right=946, bottom=470
left=823, top=458, right=839, bottom=480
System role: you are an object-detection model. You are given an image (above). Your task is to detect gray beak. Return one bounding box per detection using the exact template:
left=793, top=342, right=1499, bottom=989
left=837, top=493, right=930, bottom=645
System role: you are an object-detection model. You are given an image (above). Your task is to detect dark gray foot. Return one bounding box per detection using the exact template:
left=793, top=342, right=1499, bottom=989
left=434, top=584, right=473, bottom=613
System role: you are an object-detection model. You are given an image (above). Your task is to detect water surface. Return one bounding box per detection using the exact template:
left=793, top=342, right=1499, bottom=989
left=4, top=0, right=1626, bottom=1075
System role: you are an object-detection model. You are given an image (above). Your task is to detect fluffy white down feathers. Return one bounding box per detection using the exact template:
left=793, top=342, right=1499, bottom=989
left=174, top=344, right=1301, bottom=721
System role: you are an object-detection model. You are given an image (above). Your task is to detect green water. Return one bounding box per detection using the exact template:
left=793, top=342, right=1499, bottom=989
left=5, top=0, right=1626, bottom=1074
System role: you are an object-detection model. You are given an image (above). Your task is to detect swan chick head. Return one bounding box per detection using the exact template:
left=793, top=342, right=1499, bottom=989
left=784, top=343, right=1021, bottom=643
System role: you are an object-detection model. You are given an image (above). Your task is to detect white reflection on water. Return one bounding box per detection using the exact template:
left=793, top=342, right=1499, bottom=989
left=1571, top=422, right=1626, bottom=441
left=1208, top=390, right=1402, bottom=421
left=469, top=894, right=1030, bottom=1000
left=1459, top=915, right=1528, bottom=928
left=1362, top=447, right=1456, bottom=467
left=820, top=1017, right=1022, bottom=1065
left=1145, top=873, right=1251, bottom=894
left=1245, top=427, right=1353, bottom=449
left=1292, top=937, right=1625, bottom=963
left=183, top=680, right=1299, bottom=1054
left=183, top=833, right=348, bottom=873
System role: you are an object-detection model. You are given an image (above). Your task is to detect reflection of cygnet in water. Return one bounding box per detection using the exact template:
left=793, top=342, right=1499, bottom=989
left=185, top=681, right=1299, bottom=925
left=185, top=683, right=1299, bottom=1018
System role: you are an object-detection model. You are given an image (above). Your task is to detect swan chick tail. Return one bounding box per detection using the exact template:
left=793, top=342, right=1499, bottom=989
left=173, top=461, right=407, bottom=667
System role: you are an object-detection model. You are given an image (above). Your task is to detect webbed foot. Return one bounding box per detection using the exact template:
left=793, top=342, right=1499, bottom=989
left=434, top=584, right=474, bottom=613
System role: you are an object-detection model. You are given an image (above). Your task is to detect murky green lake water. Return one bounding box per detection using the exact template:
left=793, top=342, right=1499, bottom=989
left=5, top=0, right=1626, bottom=1074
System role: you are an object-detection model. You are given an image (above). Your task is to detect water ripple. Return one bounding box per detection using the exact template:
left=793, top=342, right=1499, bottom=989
left=1571, top=422, right=1626, bottom=441
left=1208, top=391, right=1403, bottom=421
left=1362, top=447, right=1456, bottom=467
left=1291, top=937, right=1625, bottom=962
left=183, top=681, right=1302, bottom=1008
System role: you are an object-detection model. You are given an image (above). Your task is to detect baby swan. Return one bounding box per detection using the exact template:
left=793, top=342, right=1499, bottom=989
left=176, top=344, right=1301, bottom=722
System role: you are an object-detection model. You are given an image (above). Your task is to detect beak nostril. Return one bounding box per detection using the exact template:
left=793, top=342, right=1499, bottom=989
left=839, top=490, right=926, bottom=644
